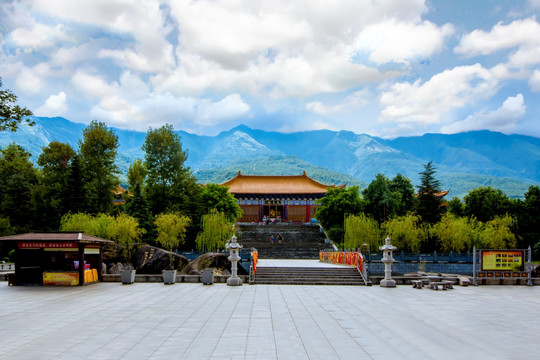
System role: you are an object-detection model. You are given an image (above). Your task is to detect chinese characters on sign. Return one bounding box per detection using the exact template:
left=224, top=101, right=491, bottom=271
left=481, top=250, right=523, bottom=271
left=18, top=242, right=78, bottom=249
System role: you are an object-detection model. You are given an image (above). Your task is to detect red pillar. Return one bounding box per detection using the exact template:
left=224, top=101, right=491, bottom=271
left=306, top=204, right=310, bottom=223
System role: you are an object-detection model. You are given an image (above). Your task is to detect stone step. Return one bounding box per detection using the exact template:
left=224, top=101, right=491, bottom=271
left=254, top=266, right=365, bottom=285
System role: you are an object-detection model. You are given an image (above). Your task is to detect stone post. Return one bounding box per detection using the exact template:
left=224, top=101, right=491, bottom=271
left=226, top=233, right=243, bottom=286
left=379, top=236, right=397, bottom=288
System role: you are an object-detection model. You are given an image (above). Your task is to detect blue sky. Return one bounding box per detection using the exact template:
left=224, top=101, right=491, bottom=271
left=1, top=0, right=540, bottom=138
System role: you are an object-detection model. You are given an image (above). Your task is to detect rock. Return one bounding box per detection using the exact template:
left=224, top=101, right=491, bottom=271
left=108, top=262, right=124, bottom=274
left=134, top=245, right=189, bottom=274
left=180, top=252, right=249, bottom=275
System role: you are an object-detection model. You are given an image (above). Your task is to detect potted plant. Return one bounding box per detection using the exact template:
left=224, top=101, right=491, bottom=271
left=113, top=214, right=144, bottom=285
left=201, top=258, right=215, bottom=285
left=155, top=212, right=191, bottom=285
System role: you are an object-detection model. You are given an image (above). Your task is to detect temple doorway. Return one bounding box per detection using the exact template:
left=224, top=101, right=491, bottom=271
left=263, top=205, right=284, bottom=221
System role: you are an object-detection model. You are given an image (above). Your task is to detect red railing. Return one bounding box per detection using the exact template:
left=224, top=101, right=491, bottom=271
left=320, top=251, right=363, bottom=273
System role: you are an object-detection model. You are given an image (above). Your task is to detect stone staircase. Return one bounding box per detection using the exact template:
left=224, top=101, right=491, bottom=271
left=254, top=266, right=365, bottom=285
left=238, top=224, right=334, bottom=259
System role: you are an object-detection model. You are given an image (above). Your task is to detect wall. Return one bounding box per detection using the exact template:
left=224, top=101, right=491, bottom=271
left=366, top=261, right=473, bottom=275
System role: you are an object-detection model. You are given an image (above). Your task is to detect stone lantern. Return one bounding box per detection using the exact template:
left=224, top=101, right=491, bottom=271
left=226, top=232, right=243, bottom=286
left=379, top=236, right=397, bottom=288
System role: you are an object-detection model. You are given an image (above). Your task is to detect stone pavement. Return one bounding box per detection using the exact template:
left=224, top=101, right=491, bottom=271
left=0, top=280, right=538, bottom=359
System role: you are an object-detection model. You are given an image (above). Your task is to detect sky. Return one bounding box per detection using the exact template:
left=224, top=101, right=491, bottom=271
left=1, top=0, right=540, bottom=138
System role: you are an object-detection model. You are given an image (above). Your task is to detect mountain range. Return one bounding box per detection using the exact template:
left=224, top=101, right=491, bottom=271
left=1, top=116, right=539, bottom=199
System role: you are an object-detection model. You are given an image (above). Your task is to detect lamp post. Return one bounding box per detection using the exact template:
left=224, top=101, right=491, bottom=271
left=379, top=236, right=396, bottom=288
left=226, top=232, right=243, bottom=286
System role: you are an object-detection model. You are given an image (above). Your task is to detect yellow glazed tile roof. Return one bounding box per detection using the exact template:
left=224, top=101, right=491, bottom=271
left=222, top=171, right=345, bottom=194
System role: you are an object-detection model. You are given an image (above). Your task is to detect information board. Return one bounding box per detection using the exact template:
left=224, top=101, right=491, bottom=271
left=481, top=250, right=523, bottom=271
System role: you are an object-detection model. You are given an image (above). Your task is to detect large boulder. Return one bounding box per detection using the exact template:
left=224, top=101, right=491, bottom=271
left=134, top=245, right=189, bottom=274
left=180, top=252, right=249, bottom=275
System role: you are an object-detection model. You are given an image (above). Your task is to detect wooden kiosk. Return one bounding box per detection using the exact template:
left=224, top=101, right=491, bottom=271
left=0, top=232, right=113, bottom=286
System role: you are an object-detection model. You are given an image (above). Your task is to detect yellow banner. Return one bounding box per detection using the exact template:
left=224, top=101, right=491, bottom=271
left=43, top=272, right=79, bottom=286
left=482, top=251, right=523, bottom=271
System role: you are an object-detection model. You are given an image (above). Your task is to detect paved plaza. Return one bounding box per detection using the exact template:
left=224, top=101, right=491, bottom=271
left=1, top=267, right=538, bottom=360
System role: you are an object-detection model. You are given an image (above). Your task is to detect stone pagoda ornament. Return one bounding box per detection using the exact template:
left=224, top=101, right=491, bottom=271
left=379, top=236, right=397, bottom=288
left=226, top=228, right=243, bottom=286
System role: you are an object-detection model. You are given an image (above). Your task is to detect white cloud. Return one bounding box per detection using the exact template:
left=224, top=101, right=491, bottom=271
left=353, top=19, right=453, bottom=65
left=31, top=0, right=175, bottom=73
left=456, top=17, right=540, bottom=69
left=530, top=69, right=540, bottom=91
left=379, top=64, right=497, bottom=125
left=36, top=92, right=68, bottom=116
left=455, top=17, right=540, bottom=56
left=70, top=70, right=250, bottom=131
left=15, top=64, right=50, bottom=94
left=529, top=0, right=540, bottom=10
left=441, top=94, right=526, bottom=134
left=10, top=23, right=73, bottom=51
left=306, top=89, right=370, bottom=115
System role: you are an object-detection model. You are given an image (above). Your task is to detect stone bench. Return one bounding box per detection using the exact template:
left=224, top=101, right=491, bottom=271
left=459, top=276, right=471, bottom=286
left=430, top=280, right=453, bottom=290
left=411, top=279, right=424, bottom=289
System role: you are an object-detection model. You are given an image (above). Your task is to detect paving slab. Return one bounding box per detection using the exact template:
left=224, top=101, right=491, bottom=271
left=0, top=281, right=538, bottom=359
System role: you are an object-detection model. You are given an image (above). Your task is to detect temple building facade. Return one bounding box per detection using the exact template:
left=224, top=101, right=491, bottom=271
left=222, top=171, right=345, bottom=223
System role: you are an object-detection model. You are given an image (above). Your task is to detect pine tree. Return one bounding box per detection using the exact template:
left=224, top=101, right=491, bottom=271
left=415, top=162, right=443, bottom=224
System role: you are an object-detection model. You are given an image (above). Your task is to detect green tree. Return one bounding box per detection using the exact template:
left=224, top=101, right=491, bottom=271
left=363, top=174, right=401, bottom=223
left=518, top=186, right=540, bottom=257
left=143, top=124, right=199, bottom=215
left=125, top=181, right=155, bottom=243
left=415, top=162, right=444, bottom=224
left=464, top=186, right=511, bottom=222
left=481, top=215, right=517, bottom=249
left=110, top=213, right=144, bottom=263
left=389, top=173, right=416, bottom=216
left=195, top=209, right=235, bottom=252
left=61, top=212, right=143, bottom=263
left=0, top=144, right=37, bottom=229
left=199, top=183, right=243, bottom=222
left=343, top=213, right=380, bottom=251
left=315, top=185, right=364, bottom=244
left=155, top=212, right=191, bottom=269
left=382, top=214, right=423, bottom=253
left=79, top=120, right=119, bottom=214
left=60, top=213, right=115, bottom=239
left=447, top=197, right=465, bottom=217
left=127, top=158, right=147, bottom=189
left=63, top=154, right=90, bottom=214
left=431, top=214, right=480, bottom=252
left=36, top=141, right=76, bottom=228
left=0, top=77, right=33, bottom=132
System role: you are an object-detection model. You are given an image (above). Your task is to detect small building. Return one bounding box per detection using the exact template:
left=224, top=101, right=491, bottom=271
left=0, top=232, right=113, bottom=286
left=222, top=171, right=345, bottom=223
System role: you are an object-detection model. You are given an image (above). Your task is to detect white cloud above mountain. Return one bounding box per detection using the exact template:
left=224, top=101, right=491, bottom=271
left=0, top=0, right=539, bottom=137
left=441, top=94, right=526, bottom=134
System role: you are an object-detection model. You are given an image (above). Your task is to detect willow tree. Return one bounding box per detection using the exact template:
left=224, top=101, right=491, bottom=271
left=195, top=209, right=235, bottom=252
left=110, top=213, right=145, bottom=263
left=155, top=212, right=191, bottom=269
left=60, top=212, right=143, bottom=263
left=382, top=214, right=424, bottom=253
left=481, top=215, right=516, bottom=249
left=343, top=213, right=380, bottom=251
left=431, top=214, right=480, bottom=252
